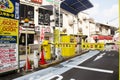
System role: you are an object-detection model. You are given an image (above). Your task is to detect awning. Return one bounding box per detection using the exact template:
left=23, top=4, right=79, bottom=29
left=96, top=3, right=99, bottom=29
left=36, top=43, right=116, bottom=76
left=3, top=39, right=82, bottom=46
left=98, top=35, right=104, bottom=40
left=93, top=35, right=113, bottom=40
left=61, top=0, right=93, bottom=15
left=41, top=0, right=93, bottom=15
left=40, top=5, right=53, bottom=11
left=104, top=36, right=113, bottom=40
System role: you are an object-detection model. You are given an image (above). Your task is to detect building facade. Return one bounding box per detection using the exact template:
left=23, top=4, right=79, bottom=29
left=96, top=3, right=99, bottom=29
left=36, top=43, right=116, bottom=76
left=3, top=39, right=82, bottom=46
left=19, top=0, right=92, bottom=45
left=89, top=22, right=117, bottom=43
left=19, top=0, right=116, bottom=45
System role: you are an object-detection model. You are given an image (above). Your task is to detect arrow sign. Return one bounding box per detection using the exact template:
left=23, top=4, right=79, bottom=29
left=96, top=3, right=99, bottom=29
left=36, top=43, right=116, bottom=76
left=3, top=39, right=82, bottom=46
left=93, top=53, right=106, bottom=61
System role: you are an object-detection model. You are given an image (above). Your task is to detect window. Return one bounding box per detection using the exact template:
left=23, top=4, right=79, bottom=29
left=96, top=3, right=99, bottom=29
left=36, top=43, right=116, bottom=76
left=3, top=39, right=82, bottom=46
left=19, top=34, right=34, bottom=45
left=20, top=4, right=34, bottom=21
left=38, top=8, right=52, bottom=25
left=99, top=27, right=102, bottom=31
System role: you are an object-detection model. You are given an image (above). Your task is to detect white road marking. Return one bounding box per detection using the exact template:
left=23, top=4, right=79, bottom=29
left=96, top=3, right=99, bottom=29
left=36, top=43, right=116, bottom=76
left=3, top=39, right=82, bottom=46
left=111, top=54, right=115, bottom=56
left=70, top=78, right=76, bottom=80
left=108, top=54, right=111, bottom=56
left=47, top=75, right=63, bottom=80
left=66, top=65, right=113, bottom=74
left=93, top=53, right=106, bottom=61
left=108, top=53, right=115, bottom=56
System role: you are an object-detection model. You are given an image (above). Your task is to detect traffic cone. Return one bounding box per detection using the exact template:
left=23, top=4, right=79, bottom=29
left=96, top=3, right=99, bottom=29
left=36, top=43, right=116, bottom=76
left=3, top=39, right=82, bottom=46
left=24, top=56, right=31, bottom=70
left=39, top=49, right=46, bottom=65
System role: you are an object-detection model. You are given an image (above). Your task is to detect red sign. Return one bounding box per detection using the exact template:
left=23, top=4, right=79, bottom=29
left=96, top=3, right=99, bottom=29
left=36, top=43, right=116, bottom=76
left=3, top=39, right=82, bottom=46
left=0, top=44, right=18, bottom=73
left=31, top=0, right=42, bottom=4
left=40, top=28, right=44, bottom=41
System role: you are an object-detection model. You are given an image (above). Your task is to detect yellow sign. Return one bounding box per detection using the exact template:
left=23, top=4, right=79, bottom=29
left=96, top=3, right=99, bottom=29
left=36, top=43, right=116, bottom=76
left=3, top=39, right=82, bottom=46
left=82, top=43, right=104, bottom=50
left=0, top=17, right=18, bottom=36
left=0, top=0, right=14, bottom=13
left=54, top=29, right=59, bottom=43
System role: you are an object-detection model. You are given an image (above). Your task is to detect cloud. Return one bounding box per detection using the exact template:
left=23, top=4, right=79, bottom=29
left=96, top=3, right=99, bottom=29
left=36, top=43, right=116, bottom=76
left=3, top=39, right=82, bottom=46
left=84, top=2, right=118, bottom=27
left=102, top=4, right=118, bottom=19
left=102, top=4, right=118, bottom=27
left=84, top=3, right=100, bottom=17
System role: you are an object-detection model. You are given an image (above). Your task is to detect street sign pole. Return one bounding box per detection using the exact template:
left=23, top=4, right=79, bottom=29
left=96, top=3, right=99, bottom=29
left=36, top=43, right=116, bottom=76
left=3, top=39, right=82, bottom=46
left=25, top=26, right=28, bottom=71
left=52, top=0, right=56, bottom=59
left=24, top=19, right=29, bottom=71
left=58, top=1, right=61, bottom=43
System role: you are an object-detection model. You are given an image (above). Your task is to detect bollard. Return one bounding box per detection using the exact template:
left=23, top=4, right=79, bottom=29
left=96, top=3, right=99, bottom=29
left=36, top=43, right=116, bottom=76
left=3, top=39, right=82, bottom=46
left=33, top=50, right=39, bottom=68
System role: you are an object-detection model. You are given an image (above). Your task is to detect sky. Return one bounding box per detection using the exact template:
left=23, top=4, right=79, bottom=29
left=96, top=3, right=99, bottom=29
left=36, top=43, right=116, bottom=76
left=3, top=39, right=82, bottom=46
left=84, top=0, right=119, bottom=28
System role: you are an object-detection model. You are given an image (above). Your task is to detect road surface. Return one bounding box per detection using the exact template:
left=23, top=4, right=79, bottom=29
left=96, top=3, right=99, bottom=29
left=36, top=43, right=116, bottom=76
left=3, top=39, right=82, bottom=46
left=14, top=50, right=118, bottom=80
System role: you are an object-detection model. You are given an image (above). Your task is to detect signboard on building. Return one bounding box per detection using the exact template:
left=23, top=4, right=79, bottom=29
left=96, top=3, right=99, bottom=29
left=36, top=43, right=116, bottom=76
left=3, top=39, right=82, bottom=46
left=0, top=0, right=19, bottom=73
left=40, top=27, right=45, bottom=42
left=44, top=27, right=51, bottom=33
left=81, top=42, right=104, bottom=50
left=0, top=17, right=18, bottom=35
left=46, top=0, right=60, bottom=5
left=31, top=0, right=42, bottom=4
left=0, top=0, right=19, bottom=19
left=0, top=17, right=19, bottom=73
left=0, top=39, right=18, bottom=73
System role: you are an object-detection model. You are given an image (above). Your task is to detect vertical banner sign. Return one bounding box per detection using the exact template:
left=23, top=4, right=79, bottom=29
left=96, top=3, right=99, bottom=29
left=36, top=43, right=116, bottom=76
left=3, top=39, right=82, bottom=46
left=0, top=0, right=19, bottom=73
left=40, top=27, right=45, bottom=43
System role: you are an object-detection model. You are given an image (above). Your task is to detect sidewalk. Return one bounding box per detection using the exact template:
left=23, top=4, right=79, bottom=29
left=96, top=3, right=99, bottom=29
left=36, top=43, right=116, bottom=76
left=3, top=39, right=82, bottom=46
left=19, top=50, right=88, bottom=68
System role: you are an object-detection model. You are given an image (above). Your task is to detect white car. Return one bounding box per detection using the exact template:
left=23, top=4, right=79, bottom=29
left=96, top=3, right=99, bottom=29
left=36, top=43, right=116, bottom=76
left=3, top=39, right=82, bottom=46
left=105, top=43, right=118, bottom=51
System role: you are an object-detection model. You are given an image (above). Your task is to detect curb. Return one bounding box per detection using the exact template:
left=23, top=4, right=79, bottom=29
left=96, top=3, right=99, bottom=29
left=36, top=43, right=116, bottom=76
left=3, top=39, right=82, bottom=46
left=39, top=50, right=89, bottom=68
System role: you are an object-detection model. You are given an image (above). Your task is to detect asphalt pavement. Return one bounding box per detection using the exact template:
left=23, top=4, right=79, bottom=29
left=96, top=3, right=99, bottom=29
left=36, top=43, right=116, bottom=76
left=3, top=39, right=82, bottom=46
left=0, top=49, right=119, bottom=80
left=57, top=51, right=118, bottom=80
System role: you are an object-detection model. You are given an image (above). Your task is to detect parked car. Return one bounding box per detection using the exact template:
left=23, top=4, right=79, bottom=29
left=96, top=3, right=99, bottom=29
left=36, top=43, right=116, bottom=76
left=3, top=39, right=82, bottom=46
left=105, top=43, right=118, bottom=51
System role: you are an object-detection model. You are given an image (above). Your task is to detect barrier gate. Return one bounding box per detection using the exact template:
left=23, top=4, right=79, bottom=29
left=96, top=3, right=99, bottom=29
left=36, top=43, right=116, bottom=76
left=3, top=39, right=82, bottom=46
left=81, top=40, right=104, bottom=50
left=59, top=35, right=77, bottom=57
left=42, top=40, right=51, bottom=60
